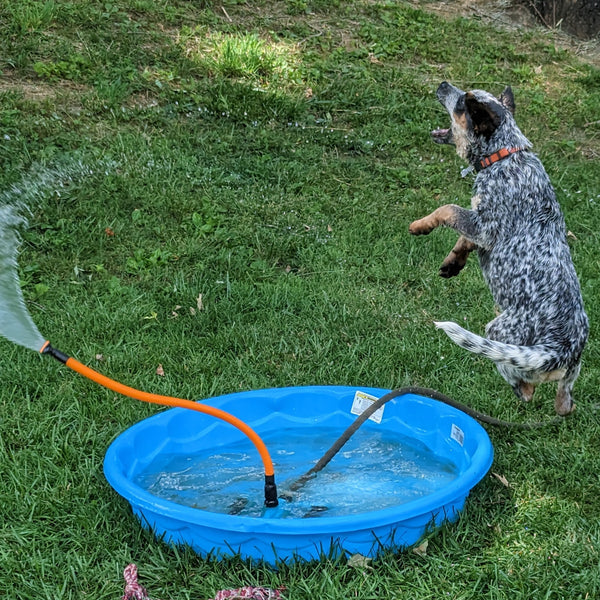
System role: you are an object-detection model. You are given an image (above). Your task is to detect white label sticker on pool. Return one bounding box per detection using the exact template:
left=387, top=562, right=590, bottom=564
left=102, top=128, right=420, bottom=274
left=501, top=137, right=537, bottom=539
left=450, top=424, right=465, bottom=446
left=134, top=428, right=460, bottom=519
left=350, top=390, right=384, bottom=423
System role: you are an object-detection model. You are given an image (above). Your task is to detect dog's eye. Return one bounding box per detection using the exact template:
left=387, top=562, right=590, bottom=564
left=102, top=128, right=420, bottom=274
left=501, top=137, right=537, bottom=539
left=455, top=95, right=466, bottom=113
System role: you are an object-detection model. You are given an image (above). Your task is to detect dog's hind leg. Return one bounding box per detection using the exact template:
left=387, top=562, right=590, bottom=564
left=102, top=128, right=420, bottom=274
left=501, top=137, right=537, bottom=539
left=554, top=363, right=581, bottom=416
left=515, top=381, right=536, bottom=402
left=440, top=236, right=476, bottom=278
left=496, top=363, right=536, bottom=401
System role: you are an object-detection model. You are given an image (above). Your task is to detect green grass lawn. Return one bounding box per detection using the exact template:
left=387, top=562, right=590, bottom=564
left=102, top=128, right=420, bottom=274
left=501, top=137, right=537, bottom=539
left=1, top=1, right=600, bottom=598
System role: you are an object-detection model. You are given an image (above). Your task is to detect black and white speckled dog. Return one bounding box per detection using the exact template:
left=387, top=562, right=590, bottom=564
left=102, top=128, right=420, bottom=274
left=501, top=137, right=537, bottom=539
left=409, top=81, right=588, bottom=416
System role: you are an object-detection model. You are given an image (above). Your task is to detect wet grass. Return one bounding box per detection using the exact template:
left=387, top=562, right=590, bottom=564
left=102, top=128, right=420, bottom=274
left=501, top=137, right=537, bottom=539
left=1, top=1, right=600, bottom=598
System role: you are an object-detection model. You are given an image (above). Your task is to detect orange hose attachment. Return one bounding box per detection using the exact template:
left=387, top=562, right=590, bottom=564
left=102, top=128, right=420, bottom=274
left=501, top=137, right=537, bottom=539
left=40, top=342, right=278, bottom=506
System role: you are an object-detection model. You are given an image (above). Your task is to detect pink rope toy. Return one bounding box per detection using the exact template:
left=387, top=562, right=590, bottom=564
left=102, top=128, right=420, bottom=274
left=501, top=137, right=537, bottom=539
left=122, top=564, right=150, bottom=600
left=121, top=563, right=285, bottom=600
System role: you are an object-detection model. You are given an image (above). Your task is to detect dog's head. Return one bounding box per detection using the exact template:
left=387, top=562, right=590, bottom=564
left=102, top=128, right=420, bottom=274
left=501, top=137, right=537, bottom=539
left=432, top=82, right=529, bottom=163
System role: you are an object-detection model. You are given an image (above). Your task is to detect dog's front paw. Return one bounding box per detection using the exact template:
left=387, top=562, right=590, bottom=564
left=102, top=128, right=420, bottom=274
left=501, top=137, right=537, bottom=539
left=439, top=260, right=464, bottom=278
left=439, top=253, right=468, bottom=278
left=409, top=217, right=435, bottom=236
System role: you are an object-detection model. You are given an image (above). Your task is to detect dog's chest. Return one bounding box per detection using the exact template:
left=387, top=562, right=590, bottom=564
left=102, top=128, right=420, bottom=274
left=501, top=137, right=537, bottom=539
left=470, top=195, right=482, bottom=209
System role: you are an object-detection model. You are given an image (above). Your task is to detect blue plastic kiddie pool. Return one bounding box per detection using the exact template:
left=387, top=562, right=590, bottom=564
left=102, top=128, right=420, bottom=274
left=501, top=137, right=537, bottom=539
left=103, top=386, right=493, bottom=565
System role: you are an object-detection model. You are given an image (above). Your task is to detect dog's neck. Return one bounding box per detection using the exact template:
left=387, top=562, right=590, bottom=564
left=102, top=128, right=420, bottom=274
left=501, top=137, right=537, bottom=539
left=467, top=115, right=532, bottom=173
left=475, top=146, right=526, bottom=172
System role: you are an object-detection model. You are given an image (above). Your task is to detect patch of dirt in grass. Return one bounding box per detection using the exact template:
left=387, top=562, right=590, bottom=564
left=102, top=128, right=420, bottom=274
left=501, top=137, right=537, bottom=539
left=1, top=74, right=55, bottom=101
left=0, top=70, right=87, bottom=114
left=125, top=91, right=161, bottom=110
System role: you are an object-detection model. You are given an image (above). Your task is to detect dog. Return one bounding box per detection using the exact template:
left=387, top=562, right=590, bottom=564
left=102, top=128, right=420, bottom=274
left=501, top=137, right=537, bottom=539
left=409, top=81, right=588, bottom=416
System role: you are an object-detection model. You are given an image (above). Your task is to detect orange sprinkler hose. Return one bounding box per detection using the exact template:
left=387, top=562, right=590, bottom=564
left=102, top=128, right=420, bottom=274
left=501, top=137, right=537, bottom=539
left=40, top=341, right=278, bottom=506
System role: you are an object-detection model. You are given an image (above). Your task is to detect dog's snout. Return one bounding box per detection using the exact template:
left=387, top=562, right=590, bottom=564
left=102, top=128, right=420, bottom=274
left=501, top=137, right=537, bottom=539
left=437, top=81, right=451, bottom=94
left=436, top=81, right=462, bottom=103
left=436, top=82, right=449, bottom=103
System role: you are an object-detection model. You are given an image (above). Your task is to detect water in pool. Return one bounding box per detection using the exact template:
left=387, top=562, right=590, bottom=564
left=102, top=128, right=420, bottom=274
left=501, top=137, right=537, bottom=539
left=135, top=427, right=459, bottom=518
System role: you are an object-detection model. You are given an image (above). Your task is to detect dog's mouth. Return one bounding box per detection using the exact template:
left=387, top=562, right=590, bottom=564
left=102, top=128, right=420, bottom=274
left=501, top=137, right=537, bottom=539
left=431, top=127, right=453, bottom=145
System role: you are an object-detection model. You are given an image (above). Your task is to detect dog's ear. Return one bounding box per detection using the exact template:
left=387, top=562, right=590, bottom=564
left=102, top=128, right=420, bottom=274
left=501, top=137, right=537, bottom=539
left=465, top=92, right=502, bottom=139
left=498, top=86, right=515, bottom=114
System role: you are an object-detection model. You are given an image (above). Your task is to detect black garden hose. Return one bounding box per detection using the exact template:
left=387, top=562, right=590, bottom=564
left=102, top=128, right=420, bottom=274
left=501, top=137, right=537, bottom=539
left=279, top=386, right=562, bottom=500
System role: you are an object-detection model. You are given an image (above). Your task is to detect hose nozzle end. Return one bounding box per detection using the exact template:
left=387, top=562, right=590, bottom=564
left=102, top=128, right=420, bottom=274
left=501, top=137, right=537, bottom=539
left=264, top=474, right=279, bottom=508
left=40, top=343, right=70, bottom=364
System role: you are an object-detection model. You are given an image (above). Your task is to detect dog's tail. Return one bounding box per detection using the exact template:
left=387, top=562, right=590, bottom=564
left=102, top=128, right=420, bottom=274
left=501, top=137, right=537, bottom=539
left=434, top=321, right=557, bottom=371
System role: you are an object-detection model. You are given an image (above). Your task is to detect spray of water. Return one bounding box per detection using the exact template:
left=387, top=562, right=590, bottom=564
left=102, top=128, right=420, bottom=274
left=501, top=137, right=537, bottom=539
left=0, top=158, right=102, bottom=352
left=0, top=204, right=46, bottom=351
